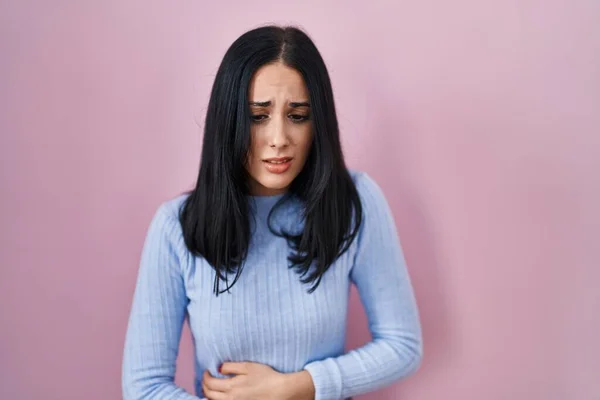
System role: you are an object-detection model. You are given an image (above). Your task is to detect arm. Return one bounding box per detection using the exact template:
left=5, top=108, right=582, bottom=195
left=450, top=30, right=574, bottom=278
left=122, top=203, right=203, bottom=400
left=303, top=172, right=423, bottom=400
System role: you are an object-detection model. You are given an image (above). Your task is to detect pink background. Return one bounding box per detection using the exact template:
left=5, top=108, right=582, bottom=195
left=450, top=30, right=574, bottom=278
left=1, top=1, right=599, bottom=399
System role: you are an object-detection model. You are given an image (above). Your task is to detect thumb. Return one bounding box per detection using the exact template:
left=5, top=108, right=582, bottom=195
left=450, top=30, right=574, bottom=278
left=220, top=361, right=250, bottom=375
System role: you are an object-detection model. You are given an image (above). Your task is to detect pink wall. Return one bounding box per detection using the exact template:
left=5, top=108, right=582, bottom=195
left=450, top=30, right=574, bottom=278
left=1, top=1, right=599, bottom=399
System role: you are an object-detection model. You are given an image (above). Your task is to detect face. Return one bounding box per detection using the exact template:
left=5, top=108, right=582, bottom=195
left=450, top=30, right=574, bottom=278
left=245, top=62, right=313, bottom=196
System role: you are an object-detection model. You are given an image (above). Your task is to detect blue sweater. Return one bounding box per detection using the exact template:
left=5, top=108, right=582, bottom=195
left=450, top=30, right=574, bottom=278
left=122, top=170, right=423, bottom=400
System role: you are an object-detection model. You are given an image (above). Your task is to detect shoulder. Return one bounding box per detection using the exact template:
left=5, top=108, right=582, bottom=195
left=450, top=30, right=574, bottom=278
left=347, top=169, right=396, bottom=240
left=139, top=193, right=195, bottom=273
left=156, top=192, right=191, bottom=221
left=146, top=192, right=192, bottom=245
left=347, top=168, right=387, bottom=207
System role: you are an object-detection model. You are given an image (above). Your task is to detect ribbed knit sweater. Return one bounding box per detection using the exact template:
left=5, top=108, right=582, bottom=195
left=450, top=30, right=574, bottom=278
left=122, top=169, right=423, bottom=400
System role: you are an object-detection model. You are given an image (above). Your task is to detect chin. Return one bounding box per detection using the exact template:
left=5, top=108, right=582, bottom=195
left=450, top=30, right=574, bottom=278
left=251, top=172, right=295, bottom=193
left=259, top=175, right=291, bottom=189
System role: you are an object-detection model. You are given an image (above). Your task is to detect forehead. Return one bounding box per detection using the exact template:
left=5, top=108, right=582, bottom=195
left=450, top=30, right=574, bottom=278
left=248, top=62, right=308, bottom=100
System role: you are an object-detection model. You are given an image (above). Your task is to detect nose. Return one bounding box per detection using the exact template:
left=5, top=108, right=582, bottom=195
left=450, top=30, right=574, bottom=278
left=267, top=115, right=290, bottom=148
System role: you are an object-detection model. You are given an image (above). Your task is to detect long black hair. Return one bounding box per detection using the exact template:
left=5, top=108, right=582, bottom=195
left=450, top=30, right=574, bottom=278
left=179, top=25, right=362, bottom=295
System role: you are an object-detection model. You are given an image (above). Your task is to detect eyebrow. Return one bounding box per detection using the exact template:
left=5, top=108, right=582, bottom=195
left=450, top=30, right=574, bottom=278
left=249, top=101, right=310, bottom=108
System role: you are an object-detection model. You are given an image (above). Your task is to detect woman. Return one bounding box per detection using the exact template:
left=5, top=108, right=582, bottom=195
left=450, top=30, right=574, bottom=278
left=122, top=25, right=423, bottom=400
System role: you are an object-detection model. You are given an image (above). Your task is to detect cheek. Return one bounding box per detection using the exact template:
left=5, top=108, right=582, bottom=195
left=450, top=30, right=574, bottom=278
left=246, top=130, right=263, bottom=165
left=298, top=129, right=313, bottom=157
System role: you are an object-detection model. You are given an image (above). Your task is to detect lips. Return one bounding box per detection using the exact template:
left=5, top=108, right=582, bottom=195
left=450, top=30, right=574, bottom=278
left=263, top=157, right=293, bottom=164
left=262, top=157, right=293, bottom=174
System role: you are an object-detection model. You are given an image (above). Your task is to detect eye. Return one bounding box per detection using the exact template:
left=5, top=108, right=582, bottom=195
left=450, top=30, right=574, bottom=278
left=250, top=115, right=268, bottom=123
left=289, top=114, right=310, bottom=123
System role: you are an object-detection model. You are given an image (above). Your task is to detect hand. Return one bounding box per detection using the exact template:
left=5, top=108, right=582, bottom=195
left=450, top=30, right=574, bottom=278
left=202, top=362, right=315, bottom=400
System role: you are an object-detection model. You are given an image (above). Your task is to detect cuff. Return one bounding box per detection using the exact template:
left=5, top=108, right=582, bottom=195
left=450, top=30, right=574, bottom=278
left=303, top=358, right=343, bottom=400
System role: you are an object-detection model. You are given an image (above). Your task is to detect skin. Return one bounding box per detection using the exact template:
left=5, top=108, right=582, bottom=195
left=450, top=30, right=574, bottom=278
left=203, top=362, right=315, bottom=400
left=244, top=61, right=314, bottom=196
left=202, top=62, right=316, bottom=399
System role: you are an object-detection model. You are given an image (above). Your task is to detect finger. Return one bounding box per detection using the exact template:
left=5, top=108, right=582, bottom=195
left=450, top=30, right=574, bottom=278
left=202, top=381, right=228, bottom=400
left=203, top=370, right=235, bottom=392
left=220, top=361, right=250, bottom=375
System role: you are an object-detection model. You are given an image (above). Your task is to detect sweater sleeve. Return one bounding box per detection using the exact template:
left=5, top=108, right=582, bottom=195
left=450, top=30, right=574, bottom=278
left=303, top=172, right=423, bottom=399
left=122, top=203, right=203, bottom=400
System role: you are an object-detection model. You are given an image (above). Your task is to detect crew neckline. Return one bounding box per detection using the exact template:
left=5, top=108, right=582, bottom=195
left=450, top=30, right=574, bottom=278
left=247, top=192, right=287, bottom=200
left=247, top=192, right=287, bottom=207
